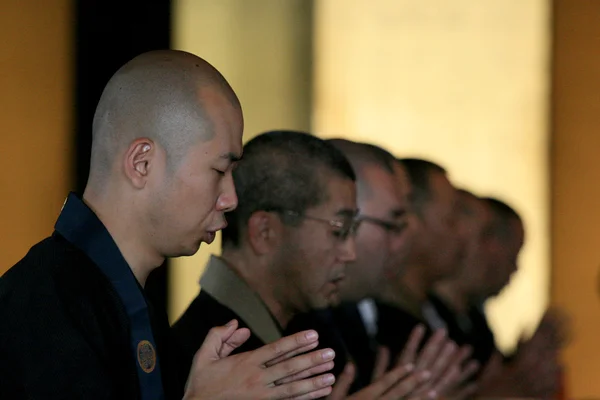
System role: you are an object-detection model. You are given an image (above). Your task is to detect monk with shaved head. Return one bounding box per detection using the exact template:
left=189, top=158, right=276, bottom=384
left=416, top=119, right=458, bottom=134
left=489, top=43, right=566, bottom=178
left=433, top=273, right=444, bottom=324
left=0, top=50, right=336, bottom=400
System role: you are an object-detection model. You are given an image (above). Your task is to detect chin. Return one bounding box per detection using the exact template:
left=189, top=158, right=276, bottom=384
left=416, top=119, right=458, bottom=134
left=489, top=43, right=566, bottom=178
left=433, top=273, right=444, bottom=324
left=172, top=241, right=202, bottom=258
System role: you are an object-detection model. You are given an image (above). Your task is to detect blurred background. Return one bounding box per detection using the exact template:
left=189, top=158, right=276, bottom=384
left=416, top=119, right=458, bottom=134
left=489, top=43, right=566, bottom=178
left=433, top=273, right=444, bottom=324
left=1, top=0, right=598, bottom=396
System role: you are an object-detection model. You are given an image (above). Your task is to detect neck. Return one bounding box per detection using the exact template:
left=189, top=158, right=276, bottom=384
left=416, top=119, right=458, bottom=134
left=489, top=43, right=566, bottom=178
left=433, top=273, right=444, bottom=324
left=221, top=249, right=295, bottom=329
left=434, top=279, right=470, bottom=315
left=83, top=186, right=163, bottom=287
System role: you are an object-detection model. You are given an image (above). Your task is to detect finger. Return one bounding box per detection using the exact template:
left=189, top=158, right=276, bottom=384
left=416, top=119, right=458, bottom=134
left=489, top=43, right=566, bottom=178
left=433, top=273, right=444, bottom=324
left=274, top=361, right=334, bottom=385
left=253, top=330, right=320, bottom=365
left=218, top=327, right=251, bottom=358
left=368, top=363, right=415, bottom=396
left=454, top=345, right=473, bottom=366
left=266, top=348, right=336, bottom=384
left=456, top=360, right=479, bottom=385
left=415, top=330, right=448, bottom=372
left=428, top=365, right=460, bottom=396
left=327, top=363, right=355, bottom=400
left=271, top=373, right=336, bottom=400
left=372, top=346, right=391, bottom=382
left=265, top=341, right=320, bottom=367
left=381, top=372, right=423, bottom=400
left=398, top=324, right=427, bottom=365
left=193, top=320, right=239, bottom=364
left=427, top=341, right=457, bottom=382
left=402, top=370, right=434, bottom=397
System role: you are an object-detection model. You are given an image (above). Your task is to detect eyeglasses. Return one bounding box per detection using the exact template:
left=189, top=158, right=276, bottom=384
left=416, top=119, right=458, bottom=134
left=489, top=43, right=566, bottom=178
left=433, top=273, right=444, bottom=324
left=279, top=210, right=360, bottom=241
left=357, top=215, right=409, bottom=235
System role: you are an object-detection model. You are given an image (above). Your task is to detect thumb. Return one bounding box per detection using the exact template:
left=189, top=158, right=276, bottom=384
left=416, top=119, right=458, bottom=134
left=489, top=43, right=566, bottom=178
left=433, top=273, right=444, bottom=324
left=193, top=319, right=239, bottom=366
left=328, top=363, right=356, bottom=400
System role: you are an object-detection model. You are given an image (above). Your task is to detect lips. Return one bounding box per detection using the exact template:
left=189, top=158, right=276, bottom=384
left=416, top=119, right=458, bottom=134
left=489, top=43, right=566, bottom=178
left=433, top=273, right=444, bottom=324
left=204, top=223, right=228, bottom=245
left=205, top=231, right=216, bottom=245
left=330, top=274, right=346, bottom=286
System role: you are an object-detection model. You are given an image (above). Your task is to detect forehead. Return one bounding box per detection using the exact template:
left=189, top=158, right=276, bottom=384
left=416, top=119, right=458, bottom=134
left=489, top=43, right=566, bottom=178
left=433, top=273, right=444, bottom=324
left=360, top=165, right=397, bottom=199
left=199, top=86, right=243, bottom=156
left=509, top=218, right=525, bottom=247
left=428, top=171, right=455, bottom=205
left=313, top=174, right=357, bottom=213
left=460, top=193, right=485, bottom=217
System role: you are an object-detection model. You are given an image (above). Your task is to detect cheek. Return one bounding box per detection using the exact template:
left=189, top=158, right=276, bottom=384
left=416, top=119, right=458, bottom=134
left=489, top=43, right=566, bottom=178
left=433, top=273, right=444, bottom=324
left=356, top=227, right=387, bottom=256
left=177, top=173, right=220, bottom=220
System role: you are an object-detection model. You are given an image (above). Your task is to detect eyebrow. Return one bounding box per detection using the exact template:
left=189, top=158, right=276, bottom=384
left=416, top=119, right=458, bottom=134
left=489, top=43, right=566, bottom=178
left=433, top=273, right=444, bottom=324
left=390, top=207, right=407, bottom=219
left=220, top=152, right=242, bottom=163
left=336, top=208, right=360, bottom=218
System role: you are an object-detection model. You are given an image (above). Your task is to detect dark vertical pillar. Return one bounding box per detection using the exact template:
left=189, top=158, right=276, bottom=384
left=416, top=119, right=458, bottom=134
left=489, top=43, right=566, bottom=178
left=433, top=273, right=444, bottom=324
left=74, top=0, right=172, bottom=312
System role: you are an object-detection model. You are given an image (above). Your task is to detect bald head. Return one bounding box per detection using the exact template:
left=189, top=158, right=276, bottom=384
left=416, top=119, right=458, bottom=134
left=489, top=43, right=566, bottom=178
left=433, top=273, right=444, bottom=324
left=327, top=139, right=396, bottom=198
left=327, top=139, right=413, bottom=301
left=90, top=50, right=241, bottom=185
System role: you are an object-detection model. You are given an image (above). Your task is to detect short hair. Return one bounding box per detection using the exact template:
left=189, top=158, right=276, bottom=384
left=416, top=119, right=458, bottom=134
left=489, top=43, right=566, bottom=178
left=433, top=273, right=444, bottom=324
left=481, top=197, right=522, bottom=240
left=327, top=139, right=396, bottom=175
left=397, top=158, right=446, bottom=213
left=222, top=130, right=356, bottom=248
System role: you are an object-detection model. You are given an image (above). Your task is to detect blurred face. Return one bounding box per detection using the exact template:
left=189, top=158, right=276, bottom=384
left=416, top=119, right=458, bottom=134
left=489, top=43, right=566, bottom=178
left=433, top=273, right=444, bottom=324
left=409, top=171, right=463, bottom=280
left=340, top=164, right=410, bottom=302
left=482, top=218, right=525, bottom=298
left=276, top=175, right=358, bottom=312
left=455, top=194, right=494, bottom=295
left=387, top=162, right=415, bottom=272
left=146, top=87, right=243, bottom=257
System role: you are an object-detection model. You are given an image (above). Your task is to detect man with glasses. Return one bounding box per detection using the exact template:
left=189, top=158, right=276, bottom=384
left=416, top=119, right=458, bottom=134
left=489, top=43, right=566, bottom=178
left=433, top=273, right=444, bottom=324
left=286, top=140, right=471, bottom=399
left=173, top=131, right=436, bottom=399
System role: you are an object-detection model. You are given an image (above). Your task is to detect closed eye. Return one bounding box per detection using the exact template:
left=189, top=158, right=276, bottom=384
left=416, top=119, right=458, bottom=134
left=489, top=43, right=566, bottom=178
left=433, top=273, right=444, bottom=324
left=214, top=168, right=226, bottom=176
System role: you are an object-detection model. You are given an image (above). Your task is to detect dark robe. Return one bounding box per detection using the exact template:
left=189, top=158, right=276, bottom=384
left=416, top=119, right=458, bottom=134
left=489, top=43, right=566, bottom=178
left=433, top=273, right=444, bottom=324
left=285, top=302, right=378, bottom=393
left=375, top=299, right=435, bottom=364
left=0, top=232, right=183, bottom=400
left=428, top=293, right=496, bottom=367
left=171, top=256, right=283, bottom=378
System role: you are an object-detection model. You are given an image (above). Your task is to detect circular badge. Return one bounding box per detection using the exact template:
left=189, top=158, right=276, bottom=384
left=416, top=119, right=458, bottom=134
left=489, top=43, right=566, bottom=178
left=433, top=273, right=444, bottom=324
left=137, top=340, right=156, bottom=373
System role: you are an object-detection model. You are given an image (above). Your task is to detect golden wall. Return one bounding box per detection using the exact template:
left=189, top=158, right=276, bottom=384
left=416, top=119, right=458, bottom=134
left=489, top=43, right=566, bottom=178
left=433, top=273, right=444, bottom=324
left=313, top=0, right=551, bottom=353
left=0, top=0, right=72, bottom=274
left=169, top=0, right=313, bottom=321
left=551, top=0, right=600, bottom=395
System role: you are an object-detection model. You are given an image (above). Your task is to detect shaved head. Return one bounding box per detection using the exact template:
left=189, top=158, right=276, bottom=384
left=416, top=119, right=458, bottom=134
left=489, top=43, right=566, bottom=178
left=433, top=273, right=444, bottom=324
left=327, top=139, right=413, bottom=301
left=327, top=138, right=397, bottom=202
left=82, top=50, right=244, bottom=278
left=90, top=50, right=240, bottom=185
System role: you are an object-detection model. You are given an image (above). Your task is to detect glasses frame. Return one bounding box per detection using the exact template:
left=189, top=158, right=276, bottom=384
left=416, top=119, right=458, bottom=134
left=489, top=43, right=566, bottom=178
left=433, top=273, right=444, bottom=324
left=273, top=209, right=361, bottom=241
left=357, top=215, right=409, bottom=235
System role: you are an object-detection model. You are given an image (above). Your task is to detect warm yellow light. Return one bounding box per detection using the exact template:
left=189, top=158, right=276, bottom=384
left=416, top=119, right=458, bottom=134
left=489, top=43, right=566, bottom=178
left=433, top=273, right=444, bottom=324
left=169, top=0, right=313, bottom=323
left=313, top=0, right=551, bottom=351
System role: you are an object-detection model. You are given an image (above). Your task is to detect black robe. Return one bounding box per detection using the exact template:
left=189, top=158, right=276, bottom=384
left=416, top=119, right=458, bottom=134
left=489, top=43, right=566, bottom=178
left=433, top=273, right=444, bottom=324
left=375, top=300, right=435, bottom=364
left=171, top=256, right=283, bottom=379
left=0, top=233, right=184, bottom=400
left=428, top=293, right=496, bottom=367
left=285, top=303, right=377, bottom=393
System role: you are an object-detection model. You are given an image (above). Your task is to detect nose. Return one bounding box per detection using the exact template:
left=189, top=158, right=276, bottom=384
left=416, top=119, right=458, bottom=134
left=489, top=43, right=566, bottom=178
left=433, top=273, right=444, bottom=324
left=216, top=173, right=238, bottom=212
left=340, top=234, right=357, bottom=263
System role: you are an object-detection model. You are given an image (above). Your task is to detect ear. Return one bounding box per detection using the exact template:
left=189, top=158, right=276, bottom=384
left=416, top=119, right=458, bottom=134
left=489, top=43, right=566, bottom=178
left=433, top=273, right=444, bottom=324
left=246, top=211, right=283, bottom=255
left=123, top=138, right=155, bottom=189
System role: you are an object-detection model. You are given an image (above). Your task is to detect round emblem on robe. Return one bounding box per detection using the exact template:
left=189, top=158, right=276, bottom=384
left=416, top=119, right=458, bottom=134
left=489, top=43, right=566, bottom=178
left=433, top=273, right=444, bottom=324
left=137, top=340, right=156, bottom=373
